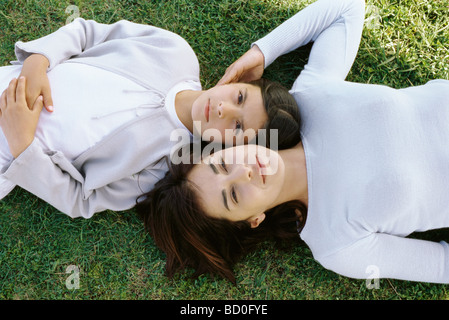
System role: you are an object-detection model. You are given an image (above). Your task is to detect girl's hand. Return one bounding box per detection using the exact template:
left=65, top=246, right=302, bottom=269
left=0, top=77, right=44, bottom=158
left=217, top=45, right=265, bottom=85
left=19, top=54, right=54, bottom=113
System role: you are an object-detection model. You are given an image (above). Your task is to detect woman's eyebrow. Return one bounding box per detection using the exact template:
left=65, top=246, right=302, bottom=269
left=208, top=163, right=230, bottom=211
left=221, top=190, right=230, bottom=211
left=209, top=163, right=219, bottom=174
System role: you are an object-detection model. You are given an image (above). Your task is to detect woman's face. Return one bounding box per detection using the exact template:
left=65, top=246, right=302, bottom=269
left=188, top=145, right=285, bottom=228
left=191, top=83, right=267, bottom=145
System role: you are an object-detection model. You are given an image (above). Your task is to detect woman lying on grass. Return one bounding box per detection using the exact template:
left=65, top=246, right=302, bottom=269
left=0, top=17, right=300, bottom=218
left=137, top=0, right=449, bottom=284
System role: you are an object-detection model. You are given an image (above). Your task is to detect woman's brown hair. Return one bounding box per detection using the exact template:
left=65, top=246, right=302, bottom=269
left=136, top=78, right=305, bottom=283
left=136, top=146, right=307, bottom=283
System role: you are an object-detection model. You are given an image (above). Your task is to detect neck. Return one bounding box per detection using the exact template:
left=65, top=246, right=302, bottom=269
left=175, top=90, right=202, bottom=133
left=276, top=142, right=308, bottom=206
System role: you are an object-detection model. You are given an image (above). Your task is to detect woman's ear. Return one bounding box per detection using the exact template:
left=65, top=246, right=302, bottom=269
left=250, top=213, right=266, bottom=228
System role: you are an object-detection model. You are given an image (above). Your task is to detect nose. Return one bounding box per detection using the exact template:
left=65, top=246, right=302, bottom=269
left=217, top=101, right=239, bottom=119
left=230, top=164, right=252, bottom=183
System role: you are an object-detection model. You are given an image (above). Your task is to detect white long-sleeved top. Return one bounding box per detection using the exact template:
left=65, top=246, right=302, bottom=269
left=0, top=18, right=200, bottom=218
left=255, top=0, right=449, bottom=284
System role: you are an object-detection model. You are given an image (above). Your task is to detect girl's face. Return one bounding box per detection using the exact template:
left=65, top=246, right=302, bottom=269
left=191, top=83, right=267, bottom=145
left=188, top=145, right=285, bottom=228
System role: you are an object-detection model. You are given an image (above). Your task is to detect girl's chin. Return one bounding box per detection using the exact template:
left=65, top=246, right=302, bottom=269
left=191, top=119, right=204, bottom=133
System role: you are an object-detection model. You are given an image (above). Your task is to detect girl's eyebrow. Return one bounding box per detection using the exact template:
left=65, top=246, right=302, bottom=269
left=241, top=88, right=248, bottom=131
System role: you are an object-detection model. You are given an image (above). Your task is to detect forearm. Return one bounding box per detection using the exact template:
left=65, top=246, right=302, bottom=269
left=254, top=0, right=365, bottom=79
left=320, top=233, right=449, bottom=284
left=1, top=140, right=150, bottom=218
left=14, top=18, right=97, bottom=69
left=16, top=53, right=54, bottom=112
left=14, top=18, right=164, bottom=70
left=2, top=141, right=101, bottom=218
left=19, top=54, right=50, bottom=75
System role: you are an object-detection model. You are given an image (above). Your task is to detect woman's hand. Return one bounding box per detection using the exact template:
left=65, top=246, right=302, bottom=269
left=217, top=45, right=265, bottom=85
left=0, top=77, right=44, bottom=158
left=19, top=54, right=54, bottom=113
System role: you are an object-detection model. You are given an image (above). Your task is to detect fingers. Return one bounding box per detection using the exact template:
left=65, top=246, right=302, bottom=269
left=1, top=77, right=44, bottom=112
left=5, top=77, right=27, bottom=105
left=44, top=104, right=54, bottom=113
left=0, top=90, right=5, bottom=105
left=42, top=87, right=54, bottom=112
left=216, top=75, right=232, bottom=86
left=0, top=90, right=6, bottom=116
left=218, top=46, right=265, bottom=86
left=217, top=66, right=240, bottom=86
left=6, top=78, right=18, bottom=104
left=16, top=77, right=27, bottom=104
left=7, top=76, right=53, bottom=112
left=32, top=95, right=44, bottom=112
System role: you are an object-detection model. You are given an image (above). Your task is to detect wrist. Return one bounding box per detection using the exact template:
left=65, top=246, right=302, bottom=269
left=250, top=44, right=265, bottom=68
left=11, top=137, right=34, bottom=159
left=23, top=54, right=50, bottom=71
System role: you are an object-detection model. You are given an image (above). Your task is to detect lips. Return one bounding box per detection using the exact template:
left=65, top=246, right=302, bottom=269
left=255, top=155, right=266, bottom=184
left=204, top=99, right=210, bottom=122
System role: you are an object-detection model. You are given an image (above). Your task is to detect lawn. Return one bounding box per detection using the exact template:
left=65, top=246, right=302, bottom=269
left=0, top=0, right=448, bottom=301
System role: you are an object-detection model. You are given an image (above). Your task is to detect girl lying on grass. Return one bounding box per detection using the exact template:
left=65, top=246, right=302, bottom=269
left=0, top=17, right=300, bottom=218
left=138, top=0, right=449, bottom=284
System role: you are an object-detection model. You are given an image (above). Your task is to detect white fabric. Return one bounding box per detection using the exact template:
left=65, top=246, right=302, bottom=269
left=1, top=64, right=151, bottom=162
left=255, top=0, right=449, bottom=283
left=0, top=63, right=195, bottom=199
left=0, top=18, right=201, bottom=218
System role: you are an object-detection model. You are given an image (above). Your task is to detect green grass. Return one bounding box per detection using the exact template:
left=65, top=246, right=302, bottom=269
left=1, top=0, right=449, bottom=300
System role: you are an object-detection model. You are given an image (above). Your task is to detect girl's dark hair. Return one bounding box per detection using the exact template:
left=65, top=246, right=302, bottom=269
left=247, top=78, right=301, bottom=150
left=136, top=78, right=303, bottom=283
left=136, top=144, right=307, bottom=284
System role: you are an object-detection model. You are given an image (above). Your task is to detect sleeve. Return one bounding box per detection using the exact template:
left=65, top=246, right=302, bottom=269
left=14, top=18, right=164, bottom=71
left=1, top=140, right=161, bottom=219
left=318, top=233, right=449, bottom=284
left=253, top=0, right=365, bottom=85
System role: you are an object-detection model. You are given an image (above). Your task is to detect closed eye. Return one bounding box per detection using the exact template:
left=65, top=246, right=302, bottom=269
left=231, top=186, right=238, bottom=204
left=220, top=156, right=228, bottom=172
left=219, top=157, right=238, bottom=205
